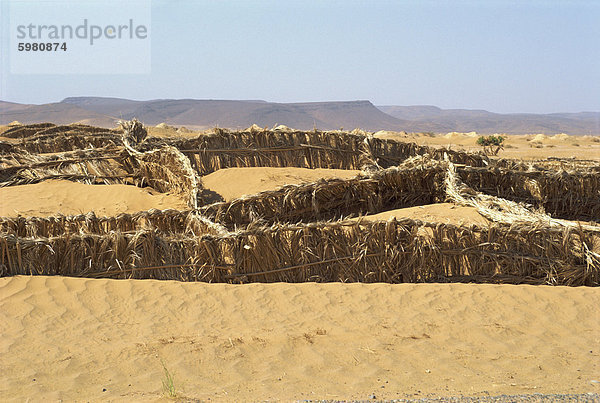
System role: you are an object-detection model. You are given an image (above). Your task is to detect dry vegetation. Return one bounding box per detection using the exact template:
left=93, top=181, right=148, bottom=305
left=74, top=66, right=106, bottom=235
left=0, top=122, right=598, bottom=286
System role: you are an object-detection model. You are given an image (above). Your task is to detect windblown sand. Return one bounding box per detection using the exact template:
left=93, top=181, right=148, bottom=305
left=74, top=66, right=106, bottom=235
left=201, top=166, right=360, bottom=201
left=0, top=179, right=186, bottom=217
left=356, top=203, right=490, bottom=226
left=0, top=276, right=597, bottom=401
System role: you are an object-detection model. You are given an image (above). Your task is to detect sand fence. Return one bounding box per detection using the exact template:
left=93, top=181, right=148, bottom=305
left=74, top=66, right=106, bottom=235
left=0, top=122, right=598, bottom=285
left=1, top=215, right=597, bottom=286
left=2, top=158, right=597, bottom=237
left=1, top=159, right=598, bottom=285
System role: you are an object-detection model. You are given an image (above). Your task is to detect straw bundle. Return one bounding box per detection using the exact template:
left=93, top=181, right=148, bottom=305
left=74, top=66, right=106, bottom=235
left=2, top=153, right=597, bottom=235
left=494, top=158, right=600, bottom=173
left=16, top=132, right=122, bottom=154
left=128, top=145, right=202, bottom=209
left=3, top=123, right=488, bottom=173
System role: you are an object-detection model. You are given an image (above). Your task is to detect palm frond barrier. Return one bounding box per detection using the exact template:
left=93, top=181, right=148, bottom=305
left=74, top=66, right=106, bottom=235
left=1, top=122, right=599, bottom=286
left=1, top=158, right=598, bottom=236
left=0, top=218, right=597, bottom=286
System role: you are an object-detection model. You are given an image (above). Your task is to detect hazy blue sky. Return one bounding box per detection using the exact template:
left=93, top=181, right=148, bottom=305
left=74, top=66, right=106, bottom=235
left=1, top=0, right=599, bottom=113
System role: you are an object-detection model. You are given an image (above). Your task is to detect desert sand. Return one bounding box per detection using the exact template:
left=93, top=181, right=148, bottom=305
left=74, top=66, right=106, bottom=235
left=201, top=167, right=360, bottom=202
left=0, top=276, right=598, bottom=401
left=0, top=179, right=187, bottom=217
left=374, top=131, right=600, bottom=160
left=356, top=203, right=490, bottom=226
left=0, top=168, right=361, bottom=217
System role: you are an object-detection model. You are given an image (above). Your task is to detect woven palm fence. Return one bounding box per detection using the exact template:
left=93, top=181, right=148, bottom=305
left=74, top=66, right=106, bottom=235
left=457, top=166, right=600, bottom=221
left=1, top=218, right=597, bottom=286
left=1, top=161, right=598, bottom=236
left=1, top=122, right=599, bottom=286
left=174, top=129, right=488, bottom=174
left=1, top=123, right=488, bottom=170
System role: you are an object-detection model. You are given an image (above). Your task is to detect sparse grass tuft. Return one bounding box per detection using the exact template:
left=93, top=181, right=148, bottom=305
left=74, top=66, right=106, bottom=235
left=161, top=360, right=177, bottom=398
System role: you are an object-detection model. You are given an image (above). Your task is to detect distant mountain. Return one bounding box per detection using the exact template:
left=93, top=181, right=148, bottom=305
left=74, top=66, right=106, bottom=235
left=0, top=100, right=117, bottom=127
left=61, top=97, right=408, bottom=131
left=378, top=105, right=600, bottom=135
left=1, top=97, right=598, bottom=134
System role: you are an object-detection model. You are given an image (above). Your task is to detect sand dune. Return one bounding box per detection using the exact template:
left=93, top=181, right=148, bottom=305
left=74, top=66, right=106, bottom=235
left=201, top=167, right=360, bottom=202
left=0, top=180, right=186, bottom=217
left=0, top=276, right=598, bottom=401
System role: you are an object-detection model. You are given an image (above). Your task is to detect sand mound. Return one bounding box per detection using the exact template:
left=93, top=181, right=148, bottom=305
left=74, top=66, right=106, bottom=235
left=444, top=131, right=478, bottom=139
left=201, top=167, right=360, bottom=202
left=1, top=276, right=597, bottom=401
left=246, top=124, right=264, bottom=132
left=8, top=120, right=21, bottom=126
left=531, top=133, right=548, bottom=142
left=273, top=124, right=292, bottom=132
left=373, top=130, right=409, bottom=139
left=551, top=133, right=571, bottom=141
left=355, top=203, right=489, bottom=226
left=0, top=179, right=186, bottom=217
left=443, top=132, right=462, bottom=139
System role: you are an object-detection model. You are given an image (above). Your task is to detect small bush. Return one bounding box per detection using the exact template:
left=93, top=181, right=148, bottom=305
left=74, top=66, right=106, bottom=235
left=476, top=135, right=505, bottom=155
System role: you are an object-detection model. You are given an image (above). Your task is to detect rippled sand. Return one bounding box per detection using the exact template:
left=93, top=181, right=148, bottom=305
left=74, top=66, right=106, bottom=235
left=1, top=276, right=598, bottom=401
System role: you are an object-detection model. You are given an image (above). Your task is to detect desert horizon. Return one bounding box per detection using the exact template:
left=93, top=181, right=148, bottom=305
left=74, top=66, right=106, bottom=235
left=1, top=96, right=599, bottom=135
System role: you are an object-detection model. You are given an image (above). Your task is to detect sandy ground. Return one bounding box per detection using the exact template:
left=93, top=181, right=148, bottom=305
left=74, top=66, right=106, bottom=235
left=0, top=168, right=360, bottom=216
left=3, top=124, right=598, bottom=160
left=0, top=179, right=186, bottom=217
left=0, top=276, right=598, bottom=401
left=201, top=166, right=360, bottom=202
left=356, top=203, right=490, bottom=226
left=373, top=131, right=600, bottom=160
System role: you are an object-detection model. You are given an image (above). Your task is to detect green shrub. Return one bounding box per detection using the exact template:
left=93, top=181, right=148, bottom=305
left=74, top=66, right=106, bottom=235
left=476, top=135, right=505, bottom=155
